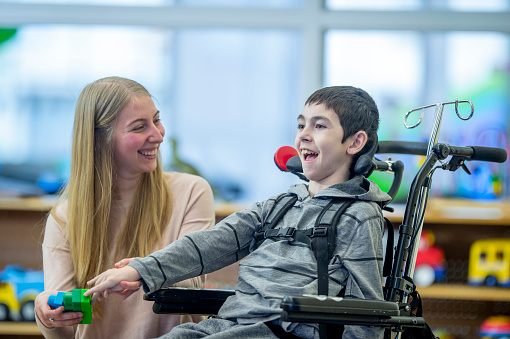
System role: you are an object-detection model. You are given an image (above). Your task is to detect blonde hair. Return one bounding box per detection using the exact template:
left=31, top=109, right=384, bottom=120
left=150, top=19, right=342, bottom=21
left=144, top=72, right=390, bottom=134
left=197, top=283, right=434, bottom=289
left=51, top=76, right=171, bottom=313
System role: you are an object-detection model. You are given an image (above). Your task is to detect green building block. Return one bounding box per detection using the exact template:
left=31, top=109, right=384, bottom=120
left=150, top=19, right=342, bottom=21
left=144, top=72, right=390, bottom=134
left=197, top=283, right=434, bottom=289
left=73, top=289, right=92, bottom=324
left=50, top=288, right=92, bottom=324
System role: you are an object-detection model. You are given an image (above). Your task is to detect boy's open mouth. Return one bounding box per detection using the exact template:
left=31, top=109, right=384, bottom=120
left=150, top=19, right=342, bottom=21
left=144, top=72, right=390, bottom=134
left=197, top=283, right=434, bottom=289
left=301, top=149, right=318, bottom=161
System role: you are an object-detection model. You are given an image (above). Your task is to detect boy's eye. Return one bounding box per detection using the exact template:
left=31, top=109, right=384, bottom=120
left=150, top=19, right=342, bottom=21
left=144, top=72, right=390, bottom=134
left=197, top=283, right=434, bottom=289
left=297, top=123, right=305, bottom=130
left=315, top=124, right=325, bottom=129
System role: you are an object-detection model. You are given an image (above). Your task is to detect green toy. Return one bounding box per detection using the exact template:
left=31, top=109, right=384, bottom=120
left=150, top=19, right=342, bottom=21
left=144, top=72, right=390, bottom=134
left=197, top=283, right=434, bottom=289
left=0, top=29, right=17, bottom=47
left=48, top=289, right=92, bottom=324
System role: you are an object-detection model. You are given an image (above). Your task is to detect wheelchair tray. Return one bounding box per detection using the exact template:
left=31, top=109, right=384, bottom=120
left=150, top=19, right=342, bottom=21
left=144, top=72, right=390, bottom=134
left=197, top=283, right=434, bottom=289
left=144, top=287, right=235, bottom=315
left=281, top=295, right=425, bottom=327
left=281, top=295, right=400, bottom=316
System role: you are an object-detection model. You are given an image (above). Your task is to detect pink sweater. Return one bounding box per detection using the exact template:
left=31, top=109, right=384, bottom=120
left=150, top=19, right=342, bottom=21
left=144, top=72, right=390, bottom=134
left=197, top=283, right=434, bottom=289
left=36, top=172, right=215, bottom=339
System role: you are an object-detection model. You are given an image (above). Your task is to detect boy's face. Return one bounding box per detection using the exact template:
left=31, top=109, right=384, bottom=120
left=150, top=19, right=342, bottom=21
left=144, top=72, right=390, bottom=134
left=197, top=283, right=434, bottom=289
left=295, top=103, right=353, bottom=190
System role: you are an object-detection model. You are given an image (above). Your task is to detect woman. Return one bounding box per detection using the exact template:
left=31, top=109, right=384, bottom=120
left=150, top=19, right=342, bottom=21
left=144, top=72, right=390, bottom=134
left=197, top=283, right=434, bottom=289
left=34, top=76, right=215, bottom=338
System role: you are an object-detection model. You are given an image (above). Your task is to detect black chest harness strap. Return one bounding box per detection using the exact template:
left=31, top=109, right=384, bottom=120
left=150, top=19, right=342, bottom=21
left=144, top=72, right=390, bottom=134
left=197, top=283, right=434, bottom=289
left=253, top=193, right=355, bottom=295
left=254, top=193, right=393, bottom=339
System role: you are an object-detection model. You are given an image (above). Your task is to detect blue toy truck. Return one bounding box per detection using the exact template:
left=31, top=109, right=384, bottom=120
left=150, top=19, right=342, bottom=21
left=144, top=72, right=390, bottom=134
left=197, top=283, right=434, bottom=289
left=0, top=265, right=44, bottom=321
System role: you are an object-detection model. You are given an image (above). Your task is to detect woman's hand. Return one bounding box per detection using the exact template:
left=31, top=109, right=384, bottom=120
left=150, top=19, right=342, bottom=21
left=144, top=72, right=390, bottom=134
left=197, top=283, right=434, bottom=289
left=113, top=258, right=142, bottom=294
left=114, top=257, right=135, bottom=268
left=84, top=265, right=141, bottom=305
left=35, top=291, right=83, bottom=328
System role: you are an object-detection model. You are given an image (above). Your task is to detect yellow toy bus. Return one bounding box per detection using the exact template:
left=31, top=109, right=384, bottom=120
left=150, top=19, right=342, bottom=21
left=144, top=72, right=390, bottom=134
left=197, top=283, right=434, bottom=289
left=468, top=238, right=510, bottom=287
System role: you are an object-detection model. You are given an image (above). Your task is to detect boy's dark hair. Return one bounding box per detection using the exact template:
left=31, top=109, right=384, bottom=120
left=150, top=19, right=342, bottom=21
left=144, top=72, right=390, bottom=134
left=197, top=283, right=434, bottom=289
left=305, top=86, right=380, bottom=174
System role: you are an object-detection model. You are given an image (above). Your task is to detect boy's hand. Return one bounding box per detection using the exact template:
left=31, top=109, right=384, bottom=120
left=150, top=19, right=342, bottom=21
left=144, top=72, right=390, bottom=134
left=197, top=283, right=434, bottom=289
left=113, top=259, right=142, bottom=298
left=84, top=265, right=141, bottom=305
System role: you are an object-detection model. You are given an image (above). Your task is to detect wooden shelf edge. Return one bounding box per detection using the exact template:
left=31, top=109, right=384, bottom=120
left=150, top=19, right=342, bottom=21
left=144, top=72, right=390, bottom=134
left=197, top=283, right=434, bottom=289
left=0, top=196, right=56, bottom=212
left=384, top=198, right=510, bottom=226
left=0, top=322, right=42, bottom=335
left=214, top=202, right=246, bottom=217
left=2, top=196, right=509, bottom=225
left=418, top=284, right=510, bottom=301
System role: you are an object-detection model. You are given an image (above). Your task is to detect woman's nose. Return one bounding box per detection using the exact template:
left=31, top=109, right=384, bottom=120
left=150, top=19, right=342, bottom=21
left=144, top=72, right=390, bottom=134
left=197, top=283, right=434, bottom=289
left=148, top=123, right=165, bottom=143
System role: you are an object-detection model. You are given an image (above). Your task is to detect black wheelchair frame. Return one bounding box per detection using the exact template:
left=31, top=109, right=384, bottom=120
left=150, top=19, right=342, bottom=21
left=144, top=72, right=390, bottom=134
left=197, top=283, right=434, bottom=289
left=144, top=100, right=507, bottom=337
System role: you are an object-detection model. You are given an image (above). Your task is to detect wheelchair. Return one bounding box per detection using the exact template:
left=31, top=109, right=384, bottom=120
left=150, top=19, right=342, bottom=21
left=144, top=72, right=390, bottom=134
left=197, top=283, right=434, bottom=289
left=144, top=100, right=507, bottom=338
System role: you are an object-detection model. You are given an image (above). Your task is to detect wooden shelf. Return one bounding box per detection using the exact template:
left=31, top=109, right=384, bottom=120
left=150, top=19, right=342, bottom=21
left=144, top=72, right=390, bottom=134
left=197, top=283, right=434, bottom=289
left=214, top=202, right=246, bottom=218
left=0, top=196, right=244, bottom=216
left=0, top=196, right=56, bottom=212
left=0, top=322, right=42, bottom=335
left=1, top=195, right=509, bottom=339
left=2, top=196, right=508, bottom=225
left=419, top=284, right=510, bottom=302
left=384, top=198, right=510, bottom=226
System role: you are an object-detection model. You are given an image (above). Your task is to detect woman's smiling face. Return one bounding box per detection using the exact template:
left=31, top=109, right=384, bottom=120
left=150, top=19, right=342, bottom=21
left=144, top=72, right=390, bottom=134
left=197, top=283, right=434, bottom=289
left=113, top=94, right=165, bottom=178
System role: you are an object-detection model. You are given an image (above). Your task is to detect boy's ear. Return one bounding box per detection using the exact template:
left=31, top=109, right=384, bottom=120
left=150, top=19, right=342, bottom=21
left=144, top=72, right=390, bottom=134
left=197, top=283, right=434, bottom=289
left=346, top=131, right=368, bottom=155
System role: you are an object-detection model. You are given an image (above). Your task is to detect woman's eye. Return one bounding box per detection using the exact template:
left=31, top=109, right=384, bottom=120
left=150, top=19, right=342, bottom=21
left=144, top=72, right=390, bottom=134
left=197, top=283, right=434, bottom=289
left=133, top=125, right=144, bottom=131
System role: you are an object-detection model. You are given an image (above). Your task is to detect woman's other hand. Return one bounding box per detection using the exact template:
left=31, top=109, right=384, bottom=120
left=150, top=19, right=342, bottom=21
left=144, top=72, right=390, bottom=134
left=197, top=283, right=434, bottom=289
left=35, top=291, right=83, bottom=328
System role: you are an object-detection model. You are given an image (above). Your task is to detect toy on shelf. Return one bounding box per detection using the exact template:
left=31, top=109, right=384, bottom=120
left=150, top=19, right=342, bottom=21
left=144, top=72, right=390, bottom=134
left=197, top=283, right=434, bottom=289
left=433, top=328, right=454, bottom=339
left=479, top=315, right=510, bottom=339
left=0, top=264, right=44, bottom=322
left=414, top=230, right=446, bottom=287
left=48, top=289, right=92, bottom=324
left=0, top=282, right=18, bottom=322
left=468, top=238, right=510, bottom=287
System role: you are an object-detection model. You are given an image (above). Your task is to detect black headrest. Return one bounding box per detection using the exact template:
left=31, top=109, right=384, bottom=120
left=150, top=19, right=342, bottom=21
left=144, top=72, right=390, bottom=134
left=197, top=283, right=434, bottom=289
left=353, top=135, right=378, bottom=177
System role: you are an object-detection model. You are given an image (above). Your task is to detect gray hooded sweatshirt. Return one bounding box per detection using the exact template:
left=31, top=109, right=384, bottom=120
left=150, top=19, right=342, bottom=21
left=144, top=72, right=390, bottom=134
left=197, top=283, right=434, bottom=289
left=130, top=175, right=391, bottom=338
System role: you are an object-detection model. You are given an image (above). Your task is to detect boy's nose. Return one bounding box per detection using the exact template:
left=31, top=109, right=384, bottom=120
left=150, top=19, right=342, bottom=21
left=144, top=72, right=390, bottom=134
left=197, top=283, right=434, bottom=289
left=297, top=128, right=312, bottom=141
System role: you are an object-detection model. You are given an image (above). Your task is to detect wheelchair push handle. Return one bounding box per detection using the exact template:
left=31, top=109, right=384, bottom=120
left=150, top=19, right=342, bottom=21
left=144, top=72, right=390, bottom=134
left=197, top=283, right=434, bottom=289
left=453, top=145, right=507, bottom=163
left=376, top=141, right=507, bottom=163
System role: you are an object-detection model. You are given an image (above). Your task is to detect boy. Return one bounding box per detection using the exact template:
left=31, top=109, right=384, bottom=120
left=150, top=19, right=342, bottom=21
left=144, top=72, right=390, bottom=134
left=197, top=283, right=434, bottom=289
left=85, top=86, right=391, bottom=338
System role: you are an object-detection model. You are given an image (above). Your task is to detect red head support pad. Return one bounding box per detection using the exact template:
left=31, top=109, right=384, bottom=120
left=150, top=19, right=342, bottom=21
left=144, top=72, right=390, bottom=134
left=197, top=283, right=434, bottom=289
left=274, top=146, right=299, bottom=172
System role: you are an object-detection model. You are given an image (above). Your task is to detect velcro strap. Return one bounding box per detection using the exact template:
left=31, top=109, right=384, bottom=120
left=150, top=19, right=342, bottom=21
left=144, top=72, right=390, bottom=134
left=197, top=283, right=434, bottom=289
left=255, top=227, right=327, bottom=243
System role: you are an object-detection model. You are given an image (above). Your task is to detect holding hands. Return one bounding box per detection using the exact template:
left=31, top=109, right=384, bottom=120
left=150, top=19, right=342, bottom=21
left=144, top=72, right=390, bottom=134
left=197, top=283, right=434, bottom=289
left=83, top=258, right=142, bottom=304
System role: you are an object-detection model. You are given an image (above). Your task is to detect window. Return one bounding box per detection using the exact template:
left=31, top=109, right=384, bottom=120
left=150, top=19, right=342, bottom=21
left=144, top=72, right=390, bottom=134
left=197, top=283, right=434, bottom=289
left=0, top=24, right=301, bottom=202
left=327, top=0, right=509, bottom=11
left=324, top=30, right=509, bottom=201
left=0, top=1, right=508, bottom=203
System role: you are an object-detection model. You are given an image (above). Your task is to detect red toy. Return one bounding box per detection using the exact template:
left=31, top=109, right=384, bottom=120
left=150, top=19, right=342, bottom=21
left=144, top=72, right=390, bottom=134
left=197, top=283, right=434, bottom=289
left=414, top=230, right=446, bottom=287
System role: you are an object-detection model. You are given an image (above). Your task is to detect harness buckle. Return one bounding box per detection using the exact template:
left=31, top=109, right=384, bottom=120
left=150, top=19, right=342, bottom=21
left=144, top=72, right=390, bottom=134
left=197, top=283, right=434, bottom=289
left=310, top=227, right=328, bottom=237
left=265, top=227, right=295, bottom=238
